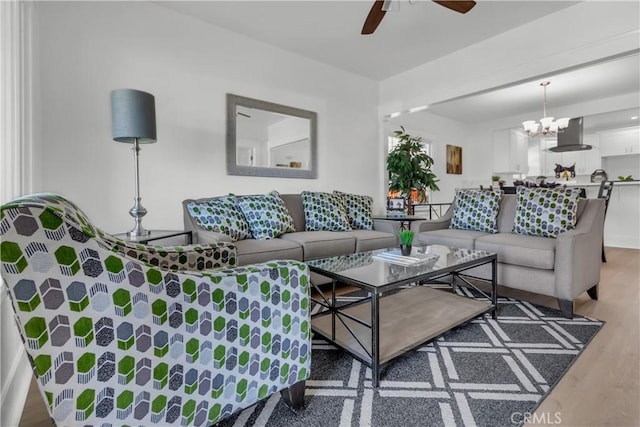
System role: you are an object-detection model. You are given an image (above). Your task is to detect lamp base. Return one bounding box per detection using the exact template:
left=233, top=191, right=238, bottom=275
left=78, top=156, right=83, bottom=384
left=127, top=227, right=150, bottom=237
left=128, top=197, right=150, bottom=237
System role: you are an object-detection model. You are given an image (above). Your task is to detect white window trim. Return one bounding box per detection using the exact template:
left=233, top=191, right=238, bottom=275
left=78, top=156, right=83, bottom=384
left=0, top=2, right=35, bottom=426
left=1, top=0, right=34, bottom=204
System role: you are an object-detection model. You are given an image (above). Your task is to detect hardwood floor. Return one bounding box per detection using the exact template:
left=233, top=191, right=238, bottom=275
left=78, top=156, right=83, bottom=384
left=18, top=247, right=640, bottom=427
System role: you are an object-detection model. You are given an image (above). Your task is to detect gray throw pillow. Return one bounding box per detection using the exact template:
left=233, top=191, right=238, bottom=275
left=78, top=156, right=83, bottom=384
left=450, top=189, right=502, bottom=233
left=237, top=191, right=295, bottom=240
left=512, top=186, right=581, bottom=238
left=333, top=191, right=373, bottom=230
left=301, top=191, right=351, bottom=232
left=186, top=196, right=251, bottom=241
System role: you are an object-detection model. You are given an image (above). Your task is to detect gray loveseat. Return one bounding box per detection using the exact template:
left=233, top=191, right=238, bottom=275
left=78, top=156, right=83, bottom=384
left=183, top=193, right=398, bottom=265
left=411, top=193, right=605, bottom=318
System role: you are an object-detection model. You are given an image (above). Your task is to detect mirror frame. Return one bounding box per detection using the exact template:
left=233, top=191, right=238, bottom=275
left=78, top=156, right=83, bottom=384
left=226, top=93, right=318, bottom=179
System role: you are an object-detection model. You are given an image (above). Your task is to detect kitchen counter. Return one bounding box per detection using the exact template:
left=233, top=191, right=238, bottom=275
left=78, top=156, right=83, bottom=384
left=531, top=181, right=639, bottom=249
left=562, top=180, right=640, bottom=187
left=588, top=182, right=639, bottom=249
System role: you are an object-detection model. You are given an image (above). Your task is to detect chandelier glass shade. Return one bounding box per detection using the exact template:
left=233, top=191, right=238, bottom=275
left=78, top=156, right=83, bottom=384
left=522, top=81, right=570, bottom=137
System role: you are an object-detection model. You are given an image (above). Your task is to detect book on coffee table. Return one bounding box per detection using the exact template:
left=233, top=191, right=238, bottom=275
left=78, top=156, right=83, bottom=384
left=372, top=250, right=439, bottom=267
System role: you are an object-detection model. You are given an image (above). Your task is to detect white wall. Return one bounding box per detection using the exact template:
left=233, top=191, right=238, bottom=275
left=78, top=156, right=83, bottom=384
left=387, top=113, right=472, bottom=203
left=35, top=1, right=382, bottom=233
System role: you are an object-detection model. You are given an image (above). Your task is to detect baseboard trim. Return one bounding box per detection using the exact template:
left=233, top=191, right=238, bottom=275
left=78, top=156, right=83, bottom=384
left=1, top=347, right=31, bottom=427
left=605, top=242, right=640, bottom=250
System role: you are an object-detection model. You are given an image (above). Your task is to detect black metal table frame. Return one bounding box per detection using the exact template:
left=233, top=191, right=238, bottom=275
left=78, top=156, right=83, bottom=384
left=112, top=230, right=193, bottom=245
left=309, top=254, right=497, bottom=387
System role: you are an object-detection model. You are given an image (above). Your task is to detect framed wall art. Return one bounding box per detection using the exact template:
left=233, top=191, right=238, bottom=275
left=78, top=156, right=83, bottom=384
left=446, top=144, right=462, bottom=174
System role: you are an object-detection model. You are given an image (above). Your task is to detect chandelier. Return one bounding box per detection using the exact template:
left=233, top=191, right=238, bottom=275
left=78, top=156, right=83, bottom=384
left=522, top=81, right=570, bottom=137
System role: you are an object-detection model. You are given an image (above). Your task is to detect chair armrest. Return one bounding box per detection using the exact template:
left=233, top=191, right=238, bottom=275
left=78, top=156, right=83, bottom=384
left=555, top=199, right=605, bottom=300
left=103, top=234, right=237, bottom=270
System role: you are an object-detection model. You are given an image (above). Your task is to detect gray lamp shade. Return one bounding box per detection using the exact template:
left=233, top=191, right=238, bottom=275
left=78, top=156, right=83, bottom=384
left=110, top=89, right=157, bottom=144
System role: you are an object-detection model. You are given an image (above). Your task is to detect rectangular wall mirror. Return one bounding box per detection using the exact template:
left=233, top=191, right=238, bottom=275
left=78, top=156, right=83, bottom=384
left=226, top=93, right=318, bottom=178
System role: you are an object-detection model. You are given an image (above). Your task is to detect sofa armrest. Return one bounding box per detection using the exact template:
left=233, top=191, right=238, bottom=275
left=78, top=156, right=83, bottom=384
left=192, top=229, right=234, bottom=245
left=410, top=217, right=451, bottom=233
left=102, top=233, right=238, bottom=270
left=555, top=198, right=605, bottom=300
left=373, top=219, right=401, bottom=237
left=410, top=205, right=453, bottom=233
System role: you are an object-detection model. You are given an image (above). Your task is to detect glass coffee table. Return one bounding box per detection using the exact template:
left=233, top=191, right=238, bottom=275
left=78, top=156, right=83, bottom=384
left=306, top=245, right=497, bottom=387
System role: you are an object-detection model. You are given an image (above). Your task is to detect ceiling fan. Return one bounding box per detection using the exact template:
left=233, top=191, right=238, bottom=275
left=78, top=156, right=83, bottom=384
left=362, top=0, right=476, bottom=35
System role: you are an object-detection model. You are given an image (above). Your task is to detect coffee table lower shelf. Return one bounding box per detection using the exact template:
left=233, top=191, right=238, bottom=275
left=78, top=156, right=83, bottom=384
left=312, top=286, right=493, bottom=380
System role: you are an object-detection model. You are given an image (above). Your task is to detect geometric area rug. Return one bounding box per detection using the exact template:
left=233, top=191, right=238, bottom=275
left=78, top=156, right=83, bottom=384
left=216, top=290, right=603, bottom=427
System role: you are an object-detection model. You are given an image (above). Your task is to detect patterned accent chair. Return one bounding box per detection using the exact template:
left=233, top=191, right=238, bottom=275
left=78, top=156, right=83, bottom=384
left=0, top=193, right=311, bottom=426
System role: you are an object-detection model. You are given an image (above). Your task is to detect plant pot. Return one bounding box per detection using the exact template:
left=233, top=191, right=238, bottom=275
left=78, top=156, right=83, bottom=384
left=400, top=245, right=412, bottom=256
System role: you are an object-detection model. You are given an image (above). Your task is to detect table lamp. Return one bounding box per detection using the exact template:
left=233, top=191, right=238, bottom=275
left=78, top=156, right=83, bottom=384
left=110, top=88, right=156, bottom=236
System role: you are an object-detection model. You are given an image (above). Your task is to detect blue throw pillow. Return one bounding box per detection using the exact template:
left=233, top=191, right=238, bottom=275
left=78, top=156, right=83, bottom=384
left=186, top=196, right=251, bottom=241
left=512, top=186, right=581, bottom=238
left=237, top=191, right=295, bottom=240
left=302, top=191, right=351, bottom=232
left=450, top=189, right=502, bottom=233
left=333, top=191, right=373, bottom=230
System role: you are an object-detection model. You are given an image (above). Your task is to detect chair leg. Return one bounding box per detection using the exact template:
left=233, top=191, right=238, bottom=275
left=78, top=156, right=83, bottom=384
left=587, top=284, right=599, bottom=300
left=280, top=380, right=306, bottom=412
left=601, top=242, right=607, bottom=263
left=557, top=298, right=574, bottom=319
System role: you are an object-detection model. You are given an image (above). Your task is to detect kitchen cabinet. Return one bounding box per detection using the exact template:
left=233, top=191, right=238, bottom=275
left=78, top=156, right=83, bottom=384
left=538, top=136, right=601, bottom=176
left=493, top=129, right=528, bottom=173
left=599, top=127, right=640, bottom=157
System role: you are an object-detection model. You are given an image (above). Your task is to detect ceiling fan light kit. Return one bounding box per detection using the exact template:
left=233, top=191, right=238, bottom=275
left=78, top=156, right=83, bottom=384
left=361, top=0, right=476, bottom=35
left=522, top=81, right=570, bottom=137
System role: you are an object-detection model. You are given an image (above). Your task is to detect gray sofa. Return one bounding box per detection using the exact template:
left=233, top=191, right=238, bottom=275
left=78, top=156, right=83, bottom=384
left=411, top=194, right=606, bottom=318
left=183, top=193, right=399, bottom=265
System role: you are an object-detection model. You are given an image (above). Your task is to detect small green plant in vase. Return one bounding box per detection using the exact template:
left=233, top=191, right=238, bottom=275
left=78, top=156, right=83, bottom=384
left=398, top=229, right=414, bottom=255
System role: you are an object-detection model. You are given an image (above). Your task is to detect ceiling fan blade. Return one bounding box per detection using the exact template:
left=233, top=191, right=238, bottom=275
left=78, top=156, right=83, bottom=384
left=432, top=0, right=476, bottom=14
left=361, top=0, right=387, bottom=35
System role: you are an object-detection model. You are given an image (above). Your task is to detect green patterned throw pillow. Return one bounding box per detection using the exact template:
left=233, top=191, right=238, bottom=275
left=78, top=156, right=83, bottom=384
left=186, top=196, right=251, bottom=241
left=237, top=191, right=295, bottom=239
left=334, top=191, right=374, bottom=230
left=302, top=191, right=351, bottom=232
left=450, top=189, right=502, bottom=233
left=513, top=186, right=581, bottom=238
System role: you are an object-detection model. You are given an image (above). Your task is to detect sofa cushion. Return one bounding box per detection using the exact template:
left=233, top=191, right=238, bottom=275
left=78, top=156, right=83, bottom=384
left=496, top=194, right=518, bottom=233
left=237, top=191, right=296, bottom=240
left=348, top=229, right=397, bottom=252
left=415, top=228, right=489, bottom=250
left=512, top=187, right=581, bottom=238
left=450, top=188, right=502, bottom=233
left=279, top=194, right=306, bottom=232
left=475, top=233, right=556, bottom=270
left=334, top=191, right=374, bottom=230
left=301, top=191, right=351, bottom=231
left=280, top=231, right=355, bottom=260
left=233, top=238, right=303, bottom=265
left=186, top=196, right=251, bottom=241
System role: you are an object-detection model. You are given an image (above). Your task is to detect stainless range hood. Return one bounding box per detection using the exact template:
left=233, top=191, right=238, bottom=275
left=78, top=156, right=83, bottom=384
left=548, top=117, right=592, bottom=152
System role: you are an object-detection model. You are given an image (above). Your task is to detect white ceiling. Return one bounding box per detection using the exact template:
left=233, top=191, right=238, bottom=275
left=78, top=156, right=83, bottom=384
left=158, top=1, right=639, bottom=130
left=159, top=0, right=577, bottom=80
left=423, top=52, right=640, bottom=124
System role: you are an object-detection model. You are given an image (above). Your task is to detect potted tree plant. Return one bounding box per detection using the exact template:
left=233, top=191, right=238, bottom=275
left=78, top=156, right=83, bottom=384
left=387, top=127, right=439, bottom=215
